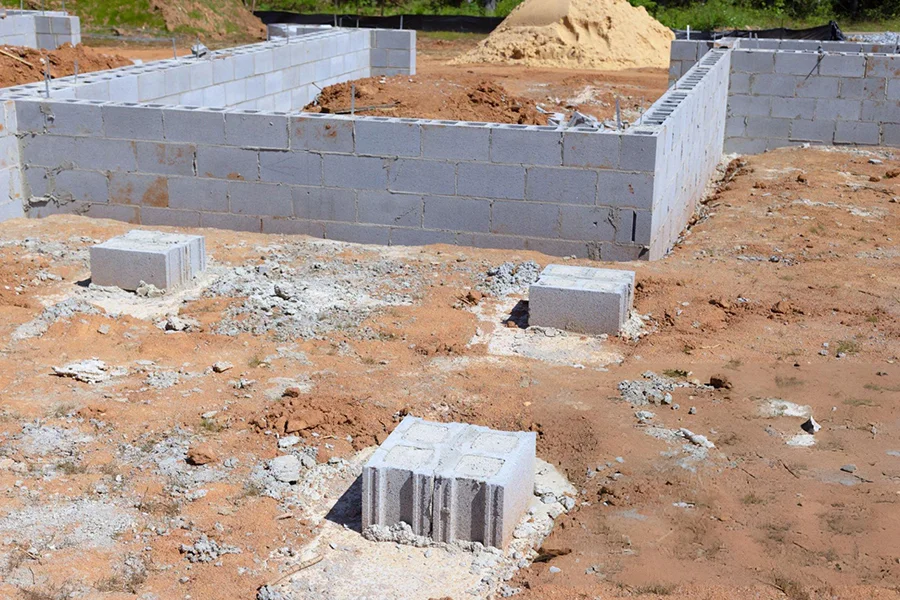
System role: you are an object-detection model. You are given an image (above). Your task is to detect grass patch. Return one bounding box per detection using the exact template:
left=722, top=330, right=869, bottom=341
left=775, top=376, right=804, bottom=388
left=773, top=575, right=810, bottom=600
left=632, top=583, right=676, bottom=596
left=843, top=397, right=877, bottom=407
left=56, top=461, right=87, bottom=475
left=835, top=339, right=860, bottom=355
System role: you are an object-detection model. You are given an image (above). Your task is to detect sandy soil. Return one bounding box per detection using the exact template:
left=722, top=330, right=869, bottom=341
left=0, top=43, right=133, bottom=88
left=0, top=144, right=898, bottom=600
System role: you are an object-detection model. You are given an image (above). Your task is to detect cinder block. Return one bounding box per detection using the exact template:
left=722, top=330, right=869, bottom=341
left=90, top=229, right=206, bottom=291
left=261, top=217, right=326, bottom=238
left=102, top=104, right=164, bottom=141
left=196, top=146, right=258, bottom=180
left=168, top=177, right=229, bottom=212
left=597, top=171, right=654, bottom=210
left=865, top=55, right=900, bottom=78
left=141, top=206, right=201, bottom=227
left=323, top=154, right=387, bottom=190
left=21, top=135, right=77, bottom=168
left=731, top=50, right=775, bottom=73
left=108, top=172, right=169, bottom=207
left=729, top=72, right=751, bottom=95
left=795, top=76, right=840, bottom=98
left=814, top=98, right=861, bottom=121
left=619, top=134, right=657, bottom=172
left=770, top=97, right=816, bottom=119
left=325, top=221, right=391, bottom=245
left=883, top=123, right=900, bottom=146
left=374, top=29, right=413, bottom=50
left=24, top=166, right=51, bottom=197
left=559, top=205, right=615, bottom=241
left=457, top=163, right=524, bottom=200
left=292, top=186, right=356, bottom=222
left=774, top=51, right=821, bottom=75
left=358, top=190, right=422, bottom=227
left=839, top=77, right=887, bottom=101
left=616, top=209, right=651, bottom=245
left=363, top=416, right=535, bottom=548
left=491, top=201, right=559, bottom=238
left=789, top=119, right=836, bottom=143
left=213, top=57, right=235, bottom=84
left=390, top=227, right=458, bottom=247
left=421, top=123, right=490, bottom=162
left=525, top=166, right=597, bottom=205
left=225, top=111, right=289, bottom=149
left=200, top=211, right=261, bottom=233
left=423, top=195, right=490, bottom=232
left=164, top=65, right=193, bottom=97
left=355, top=119, right=421, bottom=157
left=108, top=75, right=140, bottom=103
left=562, top=130, right=619, bottom=168
left=728, top=94, right=772, bottom=117
left=0, top=199, right=25, bottom=222
left=74, top=137, right=137, bottom=172
left=388, top=159, right=455, bottom=195
left=670, top=40, right=699, bottom=61
left=55, top=169, right=108, bottom=203
left=137, top=71, right=166, bottom=101
left=744, top=116, right=790, bottom=139
left=491, top=127, right=562, bottom=166
left=750, top=74, right=799, bottom=97
left=861, top=101, right=900, bottom=124
left=818, top=54, right=866, bottom=77
left=528, top=264, right=635, bottom=335
left=259, top=150, right=322, bottom=186
left=834, top=121, right=880, bottom=145
left=163, top=108, right=226, bottom=145
left=43, top=101, right=104, bottom=136
left=889, top=79, right=900, bottom=101
left=228, top=180, right=293, bottom=216
left=724, top=137, right=770, bottom=155
left=135, top=142, right=195, bottom=176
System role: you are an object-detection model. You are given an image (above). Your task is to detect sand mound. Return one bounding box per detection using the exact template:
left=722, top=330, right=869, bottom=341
left=454, top=0, right=674, bottom=70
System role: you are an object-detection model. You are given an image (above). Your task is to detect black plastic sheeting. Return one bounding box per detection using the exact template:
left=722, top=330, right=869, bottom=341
left=674, top=20, right=844, bottom=40
left=254, top=11, right=504, bottom=33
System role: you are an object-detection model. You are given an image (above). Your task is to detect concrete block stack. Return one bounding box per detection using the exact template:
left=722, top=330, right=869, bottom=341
left=90, top=229, right=206, bottom=291
left=362, top=416, right=536, bottom=549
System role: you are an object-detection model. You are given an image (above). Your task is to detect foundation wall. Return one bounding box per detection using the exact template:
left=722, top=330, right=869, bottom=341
left=668, top=40, right=715, bottom=85
left=725, top=47, right=900, bottom=154
left=0, top=11, right=80, bottom=49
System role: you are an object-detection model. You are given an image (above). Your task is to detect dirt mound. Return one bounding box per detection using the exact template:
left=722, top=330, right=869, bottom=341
left=455, top=0, right=674, bottom=70
left=148, top=0, right=265, bottom=39
left=0, top=43, right=133, bottom=88
left=305, top=76, right=546, bottom=125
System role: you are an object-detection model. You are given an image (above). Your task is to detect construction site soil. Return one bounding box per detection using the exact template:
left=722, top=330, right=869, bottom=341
left=0, top=143, right=898, bottom=600
left=0, top=43, right=133, bottom=88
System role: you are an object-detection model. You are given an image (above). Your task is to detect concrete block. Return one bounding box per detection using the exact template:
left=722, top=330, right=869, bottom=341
left=90, top=229, right=206, bottom=291
left=789, top=119, right=835, bottom=143
left=562, top=130, right=619, bottom=169
left=770, top=97, right=816, bottom=120
left=728, top=94, right=772, bottom=117
left=200, top=211, right=261, bottom=233
left=795, top=76, right=841, bottom=98
left=225, top=111, right=289, bottom=149
left=883, top=124, right=900, bottom=146
left=834, top=121, right=880, bottom=145
left=525, top=166, right=597, bottom=205
left=292, top=186, right=357, bottom=222
left=423, top=195, right=490, bottom=233
left=135, top=142, right=195, bottom=176
left=137, top=70, right=166, bottom=101
left=861, top=101, right=900, bottom=124
left=774, top=51, right=821, bottom=75
left=191, top=61, right=215, bottom=89
left=358, top=190, right=422, bottom=227
left=213, top=57, right=235, bottom=84
left=839, top=77, right=887, bottom=101
left=261, top=217, right=326, bottom=238
left=164, top=65, right=193, bottom=97
left=228, top=180, right=293, bottom=217
left=619, top=134, right=657, bottom=172
left=108, top=75, right=140, bottom=103
left=559, top=205, right=615, bottom=241
left=22, top=135, right=77, bottom=168
left=865, top=55, right=900, bottom=78
left=325, top=221, right=391, bottom=245
left=74, top=137, right=137, bottom=172
left=233, top=53, right=255, bottom=80
left=889, top=79, right=900, bottom=101
left=225, top=80, right=247, bottom=106
left=323, top=154, right=387, bottom=190
left=724, top=137, right=770, bottom=155
left=814, top=98, right=861, bottom=121
left=355, top=119, right=421, bottom=157
left=43, top=101, right=104, bottom=136
left=729, top=72, right=751, bottom=95
left=102, top=104, right=164, bottom=141
left=390, top=227, right=458, bottom=247
left=731, top=50, right=775, bottom=73
left=597, top=171, right=654, bottom=210
left=291, top=114, right=356, bottom=153
left=491, top=201, right=559, bottom=238
left=363, top=416, right=535, bottom=548
left=163, top=108, right=226, bottom=146
left=457, top=163, right=524, bottom=200
left=616, top=209, right=651, bottom=245
left=197, top=146, right=258, bottom=180
left=750, top=74, right=799, bottom=97
left=24, top=166, right=51, bottom=197
left=374, top=29, right=413, bottom=50
left=388, top=159, right=456, bottom=195
left=55, top=169, right=108, bottom=203
left=818, top=54, right=866, bottom=77
left=141, top=206, right=201, bottom=228
left=0, top=199, right=25, bottom=221
left=421, top=123, right=490, bottom=162
left=491, top=127, right=562, bottom=166
left=744, top=116, right=790, bottom=139
left=725, top=116, right=745, bottom=138
left=671, top=40, right=699, bottom=61
left=528, top=265, right=635, bottom=335
left=108, top=172, right=169, bottom=207
left=168, top=177, right=229, bottom=212
left=259, top=150, right=323, bottom=186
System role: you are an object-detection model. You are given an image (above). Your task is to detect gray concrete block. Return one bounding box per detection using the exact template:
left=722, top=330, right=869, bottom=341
left=261, top=217, right=326, bottom=238
left=724, top=116, right=745, bottom=138
left=228, top=180, right=293, bottom=217
left=24, top=166, right=51, bottom=198
left=744, top=116, right=790, bottom=139
left=390, top=227, right=458, bottom=247
left=225, top=111, right=289, bottom=149
left=325, top=221, right=391, bottom=245
left=839, top=77, right=887, bottom=101
left=728, top=94, right=772, bottom=117
left=671, top=40, right=699, bottom=61
left=292, top=186, right=357, bottom=222
left=103, top=104, right=164, bottom=141
left=731, top=50, right=775, bottom=73
left=323, top=154, right=388, bottom=190
left=865, top=55, right=900, bottom=78
left=770, top=97, right=816, bottom=120
left=22, top=135, right=76, bottom=168
left=861, top=101, right=900, bottom=124
left=213, top=57, right=235, bottom=84
left=525, top=166, right=597, bottom=205
left=562, top=130, right=619, bottom=169
left=616, top=209, right=651, bottom=245
left=597, top=171, right=654, bottom=210
left=834, top=121, right=880, bottom=145
left=55, top=169, right=108, bottom=203
left=135, top=142, right=195, bottom=176
left=137, top=70, right=166, bottom=101
left=818, top=54, right=866, bottom=77
left=729, top=72, right=751, bottom=95
left=789, top=119, right=835, bottom=143
left=141, top=206, right=201, bottom=228
left=164, top=108, right=226, bottom=146
left=164, top=65, right=193, bottom=97
left=528, top=265, right=634, bottom=335
left=374, top=29, right=413, bottom=50
left=44, top=101, right=104, bottom=136
left=423, top=195, right=490, bottom=232
left=457, top=163, right=524, bottom=200
left=491, top=201, right=559, bottom=238
left=619, top=134, right=657, bottom=172
left=200, top=211, right=261, bottom=233
left=356, top=119, right=421, bottom=157
left=0, top=198, right=25, bottom=222
left=491, top=127, right=562, bottom=166
left=421, top=123, right=490, bottom=162
left=774, top=51, right=821, bottom=75
left=724, top=137, right=770, bottom=155
left=90, top=229, right=206, bottom=291
left=750, top=74, right=799, bottom=97
left=74, top=137, right=137, bottom=172
left=814, top=98, right=861, bottom=121
left=883, top=123, right=900, bottom=146
left=291, top=115, right=355, bottom=153
left=358, top=190, right=422, bottom=227
left=889, top=79, right=900, bottom=101
left=259, top=150, right=323, bottom=186
left=168, top=177, right=229, bottom=212
left=197, top=146, right=258, bottom=180
left=108, top=172, right=170, bottom=207
left=388, top=159, right=455, bottom=195
left=795, top=76, right=841, bottom=98
left=559, top=205, right=615, bottom=242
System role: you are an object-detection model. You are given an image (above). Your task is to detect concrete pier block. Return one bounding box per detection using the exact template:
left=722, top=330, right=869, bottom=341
left=90, top=230, right=206, bottom=291
left=362, top=416, right=536, bottom=549
left=528, top=264, right=635, bottom=335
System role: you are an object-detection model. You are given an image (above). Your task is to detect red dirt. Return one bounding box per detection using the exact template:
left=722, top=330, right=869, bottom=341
left=0, top=43, right=132, bottom=87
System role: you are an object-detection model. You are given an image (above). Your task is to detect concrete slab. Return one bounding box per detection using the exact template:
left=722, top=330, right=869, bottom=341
left=89, top=229, right=206, bottom=291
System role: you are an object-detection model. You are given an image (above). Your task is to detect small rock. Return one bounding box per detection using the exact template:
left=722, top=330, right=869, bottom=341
left=840, top=464, right=857, bottom=473
left=549, top=566, right=561, bottom=574
left=688, top=406, right=697, bottom=415
left=282, top=387, right=301, bottom=398
left=97, top=324, right=110, bottom=335
left=869, top=158, right=883, bottom=165
left=269, top=455, right=301, bottom=483
left=772, top=300, right=792, bottom=315
left=708, top=374, right=732, bottom=389
left=186, top=444, right=217, bottom=466
left=278, top=436, right=301, bottom=448
left=212, top=362, right=233, bottom=373
left=801, top=416, right=821, bottom=434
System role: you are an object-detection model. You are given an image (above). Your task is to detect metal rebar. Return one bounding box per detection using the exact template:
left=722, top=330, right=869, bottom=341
left=351, top=83, right=355, bottom=115
left=172, top=38, right=177, bottom=60
left=615, top=98, right=621, bottom=130
left=74, top=59, right=78, bottom=84
left=44, top=69, right=50, bottom=98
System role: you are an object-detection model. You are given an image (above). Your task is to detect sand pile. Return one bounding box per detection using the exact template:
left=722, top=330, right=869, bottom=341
left=454, top=0, right=674, bottom=70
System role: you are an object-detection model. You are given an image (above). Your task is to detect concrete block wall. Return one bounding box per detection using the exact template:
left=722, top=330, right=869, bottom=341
left=0, top=11, right=80, bottom=49
left=669, top=40, right=714, bottom=85
left=646, top=49, right=732, bottom=260
left=725, top=46, right=900, bottom=153
left=17, top=102, right=657, bottom=260
left=0, top=100, right=24, bottom=222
